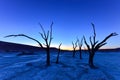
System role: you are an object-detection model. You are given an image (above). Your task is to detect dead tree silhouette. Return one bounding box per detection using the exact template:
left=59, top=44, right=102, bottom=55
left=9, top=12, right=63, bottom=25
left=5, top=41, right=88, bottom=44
left=39, top=22, right=53, bottom=66
left=77, top=37, right=83, bottom=59
left=56, top=43, right=62, bottom=64
left=5, top=22, right=53, bottom=66
left=72, top=40, right=77, bottom=57
left=83, top=23, right=118, bottom=69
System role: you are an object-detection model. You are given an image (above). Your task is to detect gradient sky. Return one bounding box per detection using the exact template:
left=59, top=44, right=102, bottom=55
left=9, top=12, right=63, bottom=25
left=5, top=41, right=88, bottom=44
left=0, top=0, right=120, bottom=50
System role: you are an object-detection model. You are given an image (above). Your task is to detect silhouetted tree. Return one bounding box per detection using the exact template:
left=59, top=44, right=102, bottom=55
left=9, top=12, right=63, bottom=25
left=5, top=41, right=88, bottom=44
left=72, top=40, right=77, bottom=57
left=39, top=22, right=53, bottom=66
left=83, top=23, right=118, bottom=68
left=5, top=22, right=53, bottom=66
left=77, top=37, right=83, bottom=59
left=56, top=43, right=62, bottom=64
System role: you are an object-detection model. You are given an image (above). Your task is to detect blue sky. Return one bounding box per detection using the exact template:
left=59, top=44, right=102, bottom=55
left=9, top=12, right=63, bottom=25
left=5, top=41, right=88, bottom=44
left=0, top=0, right=120, bottom=50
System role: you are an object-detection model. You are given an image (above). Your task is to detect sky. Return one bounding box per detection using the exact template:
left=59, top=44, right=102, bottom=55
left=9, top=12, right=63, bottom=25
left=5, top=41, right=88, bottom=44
left=0, top=0, right=120, bottom=50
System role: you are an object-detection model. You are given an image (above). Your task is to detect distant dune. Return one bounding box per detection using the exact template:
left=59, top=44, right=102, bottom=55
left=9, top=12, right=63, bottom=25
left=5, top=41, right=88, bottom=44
left=0, top=41, right=119, bottom=52
left=99, top=48, right=120, bottom=52
left=0, top=41, right=42, bottom=52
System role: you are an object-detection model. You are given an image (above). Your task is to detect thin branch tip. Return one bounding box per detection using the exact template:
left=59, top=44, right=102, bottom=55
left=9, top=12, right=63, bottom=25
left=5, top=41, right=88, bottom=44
left=112, top=32, right=118, bottom=36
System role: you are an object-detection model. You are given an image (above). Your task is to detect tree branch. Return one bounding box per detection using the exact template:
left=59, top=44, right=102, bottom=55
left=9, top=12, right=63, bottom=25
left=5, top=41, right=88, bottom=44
left=59, top=43, right=62, bottom=49
left=4, top=34, right=43, bottom=48
left=39, top=23, right=47, bottom=39
left=95, top=32, right=118, bottom=50
left=49, top=22, right=53, bottom=46
left=83, top=36, right=90, bottom=51
left=91, top=23, right=96, bottom=45
left=72, top=42, right=74, bottom=48
left=89, top=36, right=93, bottom=47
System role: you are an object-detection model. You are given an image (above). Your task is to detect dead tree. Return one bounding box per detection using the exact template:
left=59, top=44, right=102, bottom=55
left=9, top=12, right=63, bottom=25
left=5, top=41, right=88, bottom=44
left=72, top=40, right=77, bottom=57
left=5, top=22, right=53, bottom=66
left=56, top=43, right=62, bottom=64
left=77, top=37, right=83, bottom=59
left=39, top=22, right=53, bottom=66
left=83, top=23, right=118, bottom=68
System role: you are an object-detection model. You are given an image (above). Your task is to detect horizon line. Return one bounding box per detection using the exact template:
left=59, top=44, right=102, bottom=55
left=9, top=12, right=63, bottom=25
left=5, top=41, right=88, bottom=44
left=0, top=40, right=119, bottom=51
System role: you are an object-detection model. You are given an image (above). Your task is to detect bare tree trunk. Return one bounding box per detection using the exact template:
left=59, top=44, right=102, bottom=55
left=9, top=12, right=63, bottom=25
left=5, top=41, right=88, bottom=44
left=77, top=37, right=83, bottom=59
left=56, top=50, right=60, bottom=64
left=56, top=43, right=62, bottom=64
left=89, top=53, right=95, bottom=68
left=46, top=47, right=50, bottom=66
left=79, top=47, right=82, bottom=59
left=72, top=41, right=77, bottom=58
left=72, top=49, right=76, bottom=57
left=56, top=48, right=60, bottom=64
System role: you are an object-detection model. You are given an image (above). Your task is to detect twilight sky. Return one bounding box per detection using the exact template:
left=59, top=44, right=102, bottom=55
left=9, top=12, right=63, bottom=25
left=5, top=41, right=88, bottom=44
left=0, top=0, right=120, bottom=50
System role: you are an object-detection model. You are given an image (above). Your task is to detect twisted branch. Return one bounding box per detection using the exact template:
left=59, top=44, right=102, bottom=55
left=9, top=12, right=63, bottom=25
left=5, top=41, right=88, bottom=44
left=4, top=34, right=43, bottom=48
